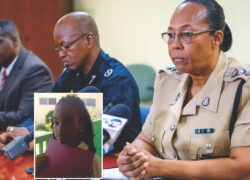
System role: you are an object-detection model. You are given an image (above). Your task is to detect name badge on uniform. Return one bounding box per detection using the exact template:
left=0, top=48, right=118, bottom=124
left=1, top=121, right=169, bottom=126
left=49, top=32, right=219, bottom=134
left=194, top=128, right=214, bottom=134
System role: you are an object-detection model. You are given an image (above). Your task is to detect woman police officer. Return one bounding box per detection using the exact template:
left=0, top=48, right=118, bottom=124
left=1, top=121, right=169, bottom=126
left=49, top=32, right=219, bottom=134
left=117, top=0, right=250, bottom=179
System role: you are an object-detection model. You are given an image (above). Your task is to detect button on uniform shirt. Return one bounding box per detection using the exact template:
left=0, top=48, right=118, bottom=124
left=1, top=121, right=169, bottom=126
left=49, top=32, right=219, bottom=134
left=142, top=52, right=250, bottom=160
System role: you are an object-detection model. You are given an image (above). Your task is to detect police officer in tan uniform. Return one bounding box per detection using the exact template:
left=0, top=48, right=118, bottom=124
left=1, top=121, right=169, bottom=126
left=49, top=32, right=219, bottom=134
left=117, top=0, right=250, bottom=179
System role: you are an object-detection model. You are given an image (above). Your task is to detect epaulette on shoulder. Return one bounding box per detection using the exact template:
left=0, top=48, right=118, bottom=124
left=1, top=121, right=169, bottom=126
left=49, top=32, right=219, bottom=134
left=159, top=66, right=183, bottom=79
left=224, top=66, right=250, bottom=82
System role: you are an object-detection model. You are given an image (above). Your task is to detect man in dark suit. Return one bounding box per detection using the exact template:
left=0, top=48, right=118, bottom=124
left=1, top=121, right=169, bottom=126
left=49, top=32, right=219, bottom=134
left=0, top=19, right=53, bottom=131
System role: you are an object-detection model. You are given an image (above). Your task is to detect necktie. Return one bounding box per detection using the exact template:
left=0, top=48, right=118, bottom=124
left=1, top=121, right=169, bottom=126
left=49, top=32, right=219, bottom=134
left=0, top=69, right=7, bottom=91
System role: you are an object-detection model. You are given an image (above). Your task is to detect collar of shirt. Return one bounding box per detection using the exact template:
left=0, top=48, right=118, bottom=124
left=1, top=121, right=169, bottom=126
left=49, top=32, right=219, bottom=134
left=170, top=52, right=229, bottom=115
left=76, top=50, right=102, bottom=79
left=88, top=50, right=103, bottom=76
left=0, top=55, right=19, bottom=76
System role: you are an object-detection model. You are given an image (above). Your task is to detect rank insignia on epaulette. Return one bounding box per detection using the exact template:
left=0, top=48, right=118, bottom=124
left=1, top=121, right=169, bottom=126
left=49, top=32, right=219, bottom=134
left=224, top=67, right=250, bottom=78
left=166, top=66, right=183, bottom=76
left=176, top=71, right=183, bottom=76
left=166, top=66, right=177, bottom=72
left=104, top=69, right=113, bottom=77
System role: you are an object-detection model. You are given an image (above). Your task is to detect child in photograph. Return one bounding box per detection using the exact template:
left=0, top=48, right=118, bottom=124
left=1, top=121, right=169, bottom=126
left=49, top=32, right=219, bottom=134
left=36, top=95, right=101, bottom=178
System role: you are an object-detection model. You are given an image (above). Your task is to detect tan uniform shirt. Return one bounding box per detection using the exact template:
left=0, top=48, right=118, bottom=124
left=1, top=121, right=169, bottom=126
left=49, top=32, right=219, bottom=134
left=142, top=52, right=250, bottom=160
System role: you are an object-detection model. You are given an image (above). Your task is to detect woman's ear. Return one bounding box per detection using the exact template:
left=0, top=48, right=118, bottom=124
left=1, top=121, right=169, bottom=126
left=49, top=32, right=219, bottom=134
left=211, top=30, right=224, bottom=48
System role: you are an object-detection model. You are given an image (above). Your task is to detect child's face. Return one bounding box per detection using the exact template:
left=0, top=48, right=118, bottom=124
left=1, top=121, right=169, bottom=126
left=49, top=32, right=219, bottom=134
left=53, top=105, right=83, bottom=145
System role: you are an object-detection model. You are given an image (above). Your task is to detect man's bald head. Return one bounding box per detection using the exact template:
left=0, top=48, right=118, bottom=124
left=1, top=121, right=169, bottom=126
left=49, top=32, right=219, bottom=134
left=53, top=12, right=101, bottom=73
left=54, top=12, right=99, bottom=45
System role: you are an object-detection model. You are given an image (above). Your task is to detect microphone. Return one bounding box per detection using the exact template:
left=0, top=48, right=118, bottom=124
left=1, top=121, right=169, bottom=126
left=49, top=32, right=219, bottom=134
left=103, top=104, right=132, bottom=154
left=104, top=103, right=132, bottom=120
left=1, top=131, right=34, bottom=159
left=78, top=86, right=100, bottom=93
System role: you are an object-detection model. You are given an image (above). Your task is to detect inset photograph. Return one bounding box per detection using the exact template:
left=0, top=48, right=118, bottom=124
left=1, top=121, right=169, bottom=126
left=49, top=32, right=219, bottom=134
left=34, top=93, right=102, bottom=179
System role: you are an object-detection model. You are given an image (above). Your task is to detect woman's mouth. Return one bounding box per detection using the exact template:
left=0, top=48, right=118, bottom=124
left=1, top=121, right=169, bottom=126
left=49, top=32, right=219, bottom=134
left=173, top=57, right=187, bottom=64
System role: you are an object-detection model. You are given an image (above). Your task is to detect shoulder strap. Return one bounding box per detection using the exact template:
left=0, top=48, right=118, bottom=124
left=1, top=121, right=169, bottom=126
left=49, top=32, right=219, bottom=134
left=229, top=79, right=246, bottom=138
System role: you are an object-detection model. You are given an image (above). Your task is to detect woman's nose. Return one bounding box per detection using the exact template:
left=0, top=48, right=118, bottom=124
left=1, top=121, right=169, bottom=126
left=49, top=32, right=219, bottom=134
left=170, top=36, right=183, bottom=49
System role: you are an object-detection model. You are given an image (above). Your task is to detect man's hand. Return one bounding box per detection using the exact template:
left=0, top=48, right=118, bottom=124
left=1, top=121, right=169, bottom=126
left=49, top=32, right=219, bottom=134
left=1, top=126, right=33, bottom=150
left=6, top=126, right=29, bottom=138
left=0, top=132, right=11, bottom=148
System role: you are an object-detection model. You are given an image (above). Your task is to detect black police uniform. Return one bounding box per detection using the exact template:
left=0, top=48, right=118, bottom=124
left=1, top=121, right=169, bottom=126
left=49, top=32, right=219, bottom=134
left=53, top=49, right=141, bottom=152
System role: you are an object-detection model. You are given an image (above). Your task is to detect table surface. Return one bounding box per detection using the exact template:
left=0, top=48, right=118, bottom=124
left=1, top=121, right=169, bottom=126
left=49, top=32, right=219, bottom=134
left=0, top=146, right=34, bottom=180
left=104, top=153, right=118, bottom=169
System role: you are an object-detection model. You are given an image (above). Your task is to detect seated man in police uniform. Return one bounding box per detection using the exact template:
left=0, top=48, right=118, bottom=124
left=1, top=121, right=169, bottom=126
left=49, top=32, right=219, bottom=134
left=0, top=20, right=53, bottom=131
left=52, top=12, right=141, bottom=152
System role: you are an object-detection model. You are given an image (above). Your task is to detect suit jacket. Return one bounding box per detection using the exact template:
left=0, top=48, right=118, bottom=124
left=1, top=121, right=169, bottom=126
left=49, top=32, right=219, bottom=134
left=0, top=47, right=53, bottom=130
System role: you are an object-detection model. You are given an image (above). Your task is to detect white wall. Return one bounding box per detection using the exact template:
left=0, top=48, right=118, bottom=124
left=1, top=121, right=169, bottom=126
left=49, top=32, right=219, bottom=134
left=73, top=0, right=250, bottom=72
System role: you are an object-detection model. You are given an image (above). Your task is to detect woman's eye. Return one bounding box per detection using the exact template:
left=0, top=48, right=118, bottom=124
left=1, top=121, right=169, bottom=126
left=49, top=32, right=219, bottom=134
left=167, top=32, right=175, bottom=39
left=182, top=31, right=193, bottom=38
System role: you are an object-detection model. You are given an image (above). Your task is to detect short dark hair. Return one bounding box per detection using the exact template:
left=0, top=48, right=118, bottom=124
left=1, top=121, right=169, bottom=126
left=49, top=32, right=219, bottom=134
left=181, top=0, right=232, bottom=52
left=0, top=19, right=20, bottom=38
left=55, top=95, right=96, bottom=153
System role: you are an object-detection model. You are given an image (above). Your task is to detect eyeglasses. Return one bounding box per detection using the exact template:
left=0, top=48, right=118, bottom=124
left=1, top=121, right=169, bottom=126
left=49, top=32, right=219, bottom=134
left=54, top=33, right=88, bottom=53
left=161, top=29, right=216, bottom=44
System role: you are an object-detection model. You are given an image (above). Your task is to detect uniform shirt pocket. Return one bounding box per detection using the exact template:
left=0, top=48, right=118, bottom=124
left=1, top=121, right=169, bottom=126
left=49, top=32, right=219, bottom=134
left=189, top=131, right=230, bottom=160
